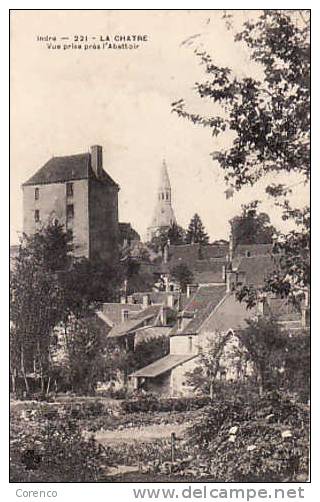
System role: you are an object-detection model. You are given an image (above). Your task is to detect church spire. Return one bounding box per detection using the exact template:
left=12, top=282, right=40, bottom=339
left=147, top=159, right=177, bottom=241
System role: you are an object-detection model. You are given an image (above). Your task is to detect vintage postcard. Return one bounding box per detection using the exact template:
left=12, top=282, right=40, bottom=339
left=10, top=9, right=310, bottom=488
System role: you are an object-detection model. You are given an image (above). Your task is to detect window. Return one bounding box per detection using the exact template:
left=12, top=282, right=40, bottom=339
left=34, top=188, right=39, bottom=200
left=66, top=182, right=74, bottom=197
left=165, top=192, right=168, bottom=200
left=188, top=336, right=193, bottom=353
left=34, top=209, right=40, bottom=222
left=122, top=310, right=129, bottom=321
left=67, top=228, right=73, bottom=242
left=67, top=204, right=74, bottom=220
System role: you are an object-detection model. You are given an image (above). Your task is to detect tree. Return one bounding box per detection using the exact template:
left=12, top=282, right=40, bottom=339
left=10, top=221, right=122, bottom=395
left=10, top=223, right=69, bottom=395
left=63, top=315, right=108, bottom=394
left=148, top=223, right=186, bottom=252
left=230, top=201, right=277, bottom=246
left=237, top=317, right=287, bottom=397
left=172, top=10, right=310, bottom=298
left=185, top=213, right=209, bottom=245
left=131, top=335, right=170, bottom=373
left=167, top=223, right=186, bottom=245
left=170, top=263, right=194, bottom=292
left=185, top=333, right=232, bottom=399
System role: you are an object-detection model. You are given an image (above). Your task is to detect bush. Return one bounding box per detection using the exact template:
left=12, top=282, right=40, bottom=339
left=184, top=392, right=309, bottom=482
left=121, top=395, right=211, bottom=414
left=10, top=419, right=110, bottom=482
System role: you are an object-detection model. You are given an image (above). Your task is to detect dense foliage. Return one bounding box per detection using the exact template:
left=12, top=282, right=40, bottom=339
left=170, top=263, right=194, bottom=292
left=230, top=201, right=277, bottom=245
left=172, top=10, right=310, bottom=300
left=185, top=213, right=209, bottom=245
left=10, top=418, right=109, bottom=482
left=184, top=393, right=309, bottom=482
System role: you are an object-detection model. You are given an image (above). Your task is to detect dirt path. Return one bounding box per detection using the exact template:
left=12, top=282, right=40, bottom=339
left=95, top=422, right=187, bottom=446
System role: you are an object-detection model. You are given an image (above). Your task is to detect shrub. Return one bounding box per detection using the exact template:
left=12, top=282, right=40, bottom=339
left=10, top=418, right=109, bottom=482
left=184, top=392, right=309, bottom=482
left=121, top=395, right=211, bottom=414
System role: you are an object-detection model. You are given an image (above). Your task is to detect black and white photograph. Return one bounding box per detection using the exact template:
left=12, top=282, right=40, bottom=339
left=9, top=9, right=310, bottom=485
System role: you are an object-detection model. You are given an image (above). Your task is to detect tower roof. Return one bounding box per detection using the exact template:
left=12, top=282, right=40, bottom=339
left=147, top=159, right=177, bottom=240
left=159, top=159, right=171, bottom=191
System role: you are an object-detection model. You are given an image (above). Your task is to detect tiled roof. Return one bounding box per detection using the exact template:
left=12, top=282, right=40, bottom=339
left=168, top=243, right=228, bottom=267
left=107, top=305, right=162, bottom=338
left=236, top=255, right=278, bottom=287
left=23, top=152, right=118, bottom=187
left=183, top=285, right=226, bottom=315
left=131, top=291, right=188, bottom=309
left=129, top=354, right=197, bottom=378
left=101, top=303, right=143, bottom=326
left=234, top=243, right=274, bottom=257
left=201, top=293, right=253, bottom=333
left=177, top=285, right=227, bottom=336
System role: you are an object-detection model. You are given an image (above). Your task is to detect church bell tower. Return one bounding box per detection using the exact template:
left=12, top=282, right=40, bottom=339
left=146, top=160, right=177, bottom=241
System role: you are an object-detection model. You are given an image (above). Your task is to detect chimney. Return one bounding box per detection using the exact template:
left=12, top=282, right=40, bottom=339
left=167, top=293, right=174, bottom=308
left=160, top=305, right=167, bottom=326
left=229, top=224, right=234, bottom=262
left=226, top=271, right=237, bottom=293
left=142, top=294, right=149, bottom=308
left=257, top=298, right=266, bottom=316
left=90, top=145, right=103, bottom=178
left=186, top=284, right=192, bottom=298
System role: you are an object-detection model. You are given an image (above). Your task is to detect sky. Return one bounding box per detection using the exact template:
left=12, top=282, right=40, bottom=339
left=10, top=10, right=309, bottom=243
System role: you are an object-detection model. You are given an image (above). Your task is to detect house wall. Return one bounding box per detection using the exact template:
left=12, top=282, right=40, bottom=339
left=170, top=335, right=199, bottom=355
left=22, top=179, right=90, bottom=258
left=89, top=179, right=119, bottom=263
left=170, top=357, right=199, bottom=396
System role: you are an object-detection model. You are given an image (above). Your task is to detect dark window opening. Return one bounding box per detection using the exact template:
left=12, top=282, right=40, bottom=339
left=67, top=204, right=74, bottom=220
left=34, top=209, right=40, bottom=222
left=67, top=229, right=73, bottom=241
left=34, top=188, right=39, bottom=200
left=66, top=182, right=74, bottom=197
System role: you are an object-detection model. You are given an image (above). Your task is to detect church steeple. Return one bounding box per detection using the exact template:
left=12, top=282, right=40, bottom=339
left=158, top=160, right=172, bottom=204
left=147, top=160, right=177, bottom=241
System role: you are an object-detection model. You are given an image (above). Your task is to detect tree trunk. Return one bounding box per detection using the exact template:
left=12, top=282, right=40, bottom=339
left=209, top=378, right=214, bottom=400
left=11, top=370, right=16, bottom=396
left=20, top=347, right=29, bottom=395
left=46, top=376, right=51, bottom=396
left=257, top=372, right=264, bottom=397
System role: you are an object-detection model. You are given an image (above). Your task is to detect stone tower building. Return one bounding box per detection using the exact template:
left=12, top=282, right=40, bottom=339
left=147, top=160, right=177, bottom=241
left=22, top=145, right=119, bottom=263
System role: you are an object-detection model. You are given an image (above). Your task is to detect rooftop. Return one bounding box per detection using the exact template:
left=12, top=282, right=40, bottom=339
left=23, top=152, right=118, bottom=187
left=129, top=354, right=196, bottom=378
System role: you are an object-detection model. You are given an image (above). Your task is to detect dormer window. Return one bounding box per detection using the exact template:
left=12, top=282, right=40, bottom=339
left=34, top=188, right=39, bottom=200
left=122, top=309, right=129, bottom=322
